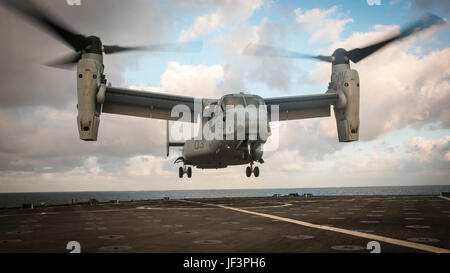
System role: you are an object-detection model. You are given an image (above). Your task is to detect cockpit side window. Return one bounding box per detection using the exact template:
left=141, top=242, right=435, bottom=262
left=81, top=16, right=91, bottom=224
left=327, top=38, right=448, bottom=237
left=204, top=103, right=217, bottom=121
left=221, top=96, right=245, bottom=110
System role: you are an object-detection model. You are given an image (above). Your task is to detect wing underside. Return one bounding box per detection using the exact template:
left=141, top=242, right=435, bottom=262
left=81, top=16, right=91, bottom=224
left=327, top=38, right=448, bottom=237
left=102, top=87, right=200, bottom=121
left=102, top=88, right=339, bottom=122
left=264, top=93, right=339, bottom=121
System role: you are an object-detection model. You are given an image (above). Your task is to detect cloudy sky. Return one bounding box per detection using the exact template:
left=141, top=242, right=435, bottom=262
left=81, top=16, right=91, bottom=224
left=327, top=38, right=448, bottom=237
left=0, top=0, right=449, bottom=192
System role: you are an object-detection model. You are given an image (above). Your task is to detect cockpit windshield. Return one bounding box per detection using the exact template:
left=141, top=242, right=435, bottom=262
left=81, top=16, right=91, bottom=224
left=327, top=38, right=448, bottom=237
left=245, top=96, right=264, bottom=106
left=222, top=96, right=244, bottom=106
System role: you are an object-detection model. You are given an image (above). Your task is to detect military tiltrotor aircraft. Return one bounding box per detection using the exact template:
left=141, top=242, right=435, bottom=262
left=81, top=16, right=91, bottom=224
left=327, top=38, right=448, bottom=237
left=2, top=0, right=446, bottom=178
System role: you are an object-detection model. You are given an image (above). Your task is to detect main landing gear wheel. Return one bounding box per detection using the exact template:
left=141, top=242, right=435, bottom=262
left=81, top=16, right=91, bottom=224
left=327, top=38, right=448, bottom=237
left=178, top=165, right=193, bottom=178
left=254, top=166, right=259, bottom=177
left=246, top=166, right=251, bottom=177
left=245, top=163, right=260, bottom=177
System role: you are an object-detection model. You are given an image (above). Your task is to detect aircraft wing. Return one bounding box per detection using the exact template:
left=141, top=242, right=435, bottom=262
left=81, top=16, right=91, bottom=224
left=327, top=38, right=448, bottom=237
left=264, top=93, right=339, bottom=121
left=102, top=86, right=201, bottom=122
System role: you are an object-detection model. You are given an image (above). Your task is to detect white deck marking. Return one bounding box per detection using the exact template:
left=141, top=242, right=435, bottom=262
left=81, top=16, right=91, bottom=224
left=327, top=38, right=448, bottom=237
left=136, top=202, right=291, bottom=210
left=180, top=200, right=450, bottom=253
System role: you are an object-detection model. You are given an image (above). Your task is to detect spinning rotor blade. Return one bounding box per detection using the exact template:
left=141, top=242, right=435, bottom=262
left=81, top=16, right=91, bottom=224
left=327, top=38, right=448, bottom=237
left=45, top=52, right=82, bottom=69
left=244, top=13, right=445, bottom=64
left=1, top=0, right=204, bottom=70
left=0, top=0, right=90, bottom=52
left=49, top=40, right=204, bottom=68
left=103, top=40, right=203, bottom=54
left=347, top=13, right=446, bottom=63
left=243, top=43, right=332, bottom=62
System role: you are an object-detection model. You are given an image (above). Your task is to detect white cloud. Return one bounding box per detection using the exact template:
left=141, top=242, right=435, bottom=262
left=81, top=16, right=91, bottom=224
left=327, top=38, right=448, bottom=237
left=407, top=136, right=450, bottom=162
left=294, top=6, right=353, bottom=44
left=161, top=62, right=224, bottom=97
left=71, top=156, right=102, bottom=175
left=125, top=155, right=171, bottom=176
left=129, top=62, right=224, bottom=98
left=179, top=0, right=263, bottom=41
left=212, top=17, right=296, bottom=91
left=295, top=134, right=450, bottom=185
left=309, top=24, right=450, bottom=140
left=445, top=151, right=450, bottom=161
left=0, top=60, right=226, bottom=176
left=1, top=133, right=448, bottom=192
left=261, top=149, right=307, bottom=173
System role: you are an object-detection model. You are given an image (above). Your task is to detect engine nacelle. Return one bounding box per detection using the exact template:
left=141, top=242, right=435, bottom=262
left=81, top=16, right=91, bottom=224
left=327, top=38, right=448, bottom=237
left=328, top=64, right=360, bottom=142
left=76, top=53, right=103, bottom=141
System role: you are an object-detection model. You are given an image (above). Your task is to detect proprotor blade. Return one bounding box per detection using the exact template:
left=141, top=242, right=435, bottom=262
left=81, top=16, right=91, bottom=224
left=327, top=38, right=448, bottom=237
left=45, top=52, right=82, bottom=69
left=0, top=0, right=90, bottom=51
left=243, top=43, right=333, bottom=62
left=346, top=13, right=446, bottom=63
left=103, top=40, right=203, bottom=55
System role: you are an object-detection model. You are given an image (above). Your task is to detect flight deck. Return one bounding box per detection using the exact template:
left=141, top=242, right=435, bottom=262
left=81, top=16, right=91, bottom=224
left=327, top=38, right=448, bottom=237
left=0, top=195, right=449, bottom=253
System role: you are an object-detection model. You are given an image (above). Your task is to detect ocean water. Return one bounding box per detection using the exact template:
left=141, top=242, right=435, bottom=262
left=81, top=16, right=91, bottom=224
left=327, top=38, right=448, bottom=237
left=0, top=185, right=449, bottom=209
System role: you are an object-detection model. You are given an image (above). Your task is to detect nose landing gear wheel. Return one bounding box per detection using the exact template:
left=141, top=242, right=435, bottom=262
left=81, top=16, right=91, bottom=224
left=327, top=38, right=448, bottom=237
left=179, top=167, right=184, bottom=178
left=254, top=166, right=259, bottom=177
left=246, top=166, right=251, bottom=177
left=187, top=167, right=192, bottom=178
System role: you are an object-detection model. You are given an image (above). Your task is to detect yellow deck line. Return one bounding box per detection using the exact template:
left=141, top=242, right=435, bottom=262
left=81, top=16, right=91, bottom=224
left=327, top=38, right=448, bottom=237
left=180, top=200, right=450, bottom=253
left=439, top=196, right=450, bottom=201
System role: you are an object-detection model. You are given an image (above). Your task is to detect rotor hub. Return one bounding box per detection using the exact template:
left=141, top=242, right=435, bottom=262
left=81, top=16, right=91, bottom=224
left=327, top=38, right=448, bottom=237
left=85, top=36, right=103, bottom=54
left=332, top=48, right=349, bottom=65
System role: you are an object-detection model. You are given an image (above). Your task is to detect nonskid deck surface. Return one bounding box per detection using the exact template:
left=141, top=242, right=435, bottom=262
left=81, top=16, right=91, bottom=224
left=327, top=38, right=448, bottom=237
left=0, top=195, right=449, bottom=253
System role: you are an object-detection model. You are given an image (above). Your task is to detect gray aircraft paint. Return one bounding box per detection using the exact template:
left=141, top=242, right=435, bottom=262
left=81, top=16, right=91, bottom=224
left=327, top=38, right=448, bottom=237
left=76, top=53, right=103, bottom=141
left=75, top=52, right=354, bottom=174
left=328, top=63, right=360, bottom=142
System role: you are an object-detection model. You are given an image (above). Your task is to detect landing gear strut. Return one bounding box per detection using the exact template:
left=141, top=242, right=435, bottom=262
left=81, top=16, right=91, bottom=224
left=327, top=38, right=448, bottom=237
left=246, top=162, right=260, bottom=178
left=179, top=165, right=192, bottom=178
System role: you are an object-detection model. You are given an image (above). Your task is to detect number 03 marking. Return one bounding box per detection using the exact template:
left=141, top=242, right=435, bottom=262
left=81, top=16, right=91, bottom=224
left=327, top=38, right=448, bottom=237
left=194, top=141, right=204, bottom=150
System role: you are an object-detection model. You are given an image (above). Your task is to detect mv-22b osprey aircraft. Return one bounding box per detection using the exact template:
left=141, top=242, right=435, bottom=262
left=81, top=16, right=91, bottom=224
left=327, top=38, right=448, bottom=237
left=2, top=1, right=445, bottom=178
